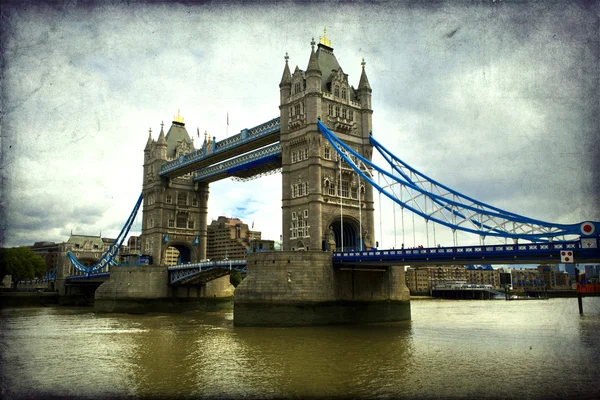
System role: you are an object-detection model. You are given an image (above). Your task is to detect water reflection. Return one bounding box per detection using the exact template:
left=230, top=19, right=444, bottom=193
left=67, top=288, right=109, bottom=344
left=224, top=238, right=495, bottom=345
left=1, top=298, right=599, bottom=399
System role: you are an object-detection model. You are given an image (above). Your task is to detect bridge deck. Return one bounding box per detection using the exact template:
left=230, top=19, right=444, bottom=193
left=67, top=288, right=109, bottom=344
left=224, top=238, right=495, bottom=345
left=333, top=240, right=600, bottom=265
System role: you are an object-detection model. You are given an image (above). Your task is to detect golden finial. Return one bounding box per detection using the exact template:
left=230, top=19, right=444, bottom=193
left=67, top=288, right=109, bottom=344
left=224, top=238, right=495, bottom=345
left=361, top=58, right=366, bottom=68
left=285, top=52, right=289, bottom=63
left=310, top=37, right=315, bottom=49
left=173, top=109, right=184, bottom=124
left=319, top=27, right=332, bottom=47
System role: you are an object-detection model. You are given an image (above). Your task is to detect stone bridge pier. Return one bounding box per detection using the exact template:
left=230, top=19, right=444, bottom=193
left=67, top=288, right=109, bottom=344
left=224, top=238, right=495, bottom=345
left=233, top=251, right=410, bottom=326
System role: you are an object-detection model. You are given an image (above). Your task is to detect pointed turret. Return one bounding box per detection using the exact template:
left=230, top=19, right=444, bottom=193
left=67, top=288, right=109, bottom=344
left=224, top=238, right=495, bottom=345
left=156, top=121, right=167, bottom=160
left=306, top=38, right=320, bottom=73
left=357, top=58, right=372, bottom=113
left=157, top=121, right=166, bottom=145
left=144, top=128, right=153, bottom=152
left=279, top=52, right=292, bottom=87
left=279, top=53, right=292, bottom=105
left=306, top=38, right=322, bottom=94
left=358, top=58, right=371, bottom=92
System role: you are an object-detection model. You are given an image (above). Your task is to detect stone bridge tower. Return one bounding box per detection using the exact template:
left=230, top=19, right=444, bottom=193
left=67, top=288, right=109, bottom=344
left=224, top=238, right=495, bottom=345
left=279, top=31, right=375, bottom=252
left=140, top=112, right=209, bottom=266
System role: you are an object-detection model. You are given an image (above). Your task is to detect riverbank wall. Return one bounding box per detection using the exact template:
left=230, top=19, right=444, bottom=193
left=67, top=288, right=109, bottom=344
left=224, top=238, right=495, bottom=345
left=0, top=291, right=59, bottom=307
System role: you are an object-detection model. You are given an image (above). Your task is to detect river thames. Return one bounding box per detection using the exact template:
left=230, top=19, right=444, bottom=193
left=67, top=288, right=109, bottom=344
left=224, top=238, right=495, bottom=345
left=1, top=297, right=599, bottom=399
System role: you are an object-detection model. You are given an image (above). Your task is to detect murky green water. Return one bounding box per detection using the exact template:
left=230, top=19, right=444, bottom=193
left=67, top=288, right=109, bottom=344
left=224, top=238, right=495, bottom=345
left=1, top=298, right=599, bottom=399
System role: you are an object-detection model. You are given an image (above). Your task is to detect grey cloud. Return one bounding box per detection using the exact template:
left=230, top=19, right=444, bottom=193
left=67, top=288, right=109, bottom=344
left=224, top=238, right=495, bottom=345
left=1, top=1, right=598, bottom=249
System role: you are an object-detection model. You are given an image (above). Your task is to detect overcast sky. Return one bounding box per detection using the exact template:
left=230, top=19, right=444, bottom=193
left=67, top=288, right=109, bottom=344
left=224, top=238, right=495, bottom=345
left=1, top=1, right=598, bottom=250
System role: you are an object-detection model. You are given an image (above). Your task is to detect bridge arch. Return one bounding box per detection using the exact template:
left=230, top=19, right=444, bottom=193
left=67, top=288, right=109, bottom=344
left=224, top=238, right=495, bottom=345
left=328, top=217, right=361, bottom=252
left=163, top=242, right=195, bottom=266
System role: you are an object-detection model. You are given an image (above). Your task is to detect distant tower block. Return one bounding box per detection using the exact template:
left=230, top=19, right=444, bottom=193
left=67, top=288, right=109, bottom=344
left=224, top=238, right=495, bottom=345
left=279, top=30, right=375, bottom=252
left=140, top=112, right=209, bottom=266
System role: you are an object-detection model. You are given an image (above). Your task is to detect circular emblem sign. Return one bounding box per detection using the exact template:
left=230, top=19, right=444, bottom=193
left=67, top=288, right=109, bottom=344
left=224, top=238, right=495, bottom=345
left=580, top=222, right=595, bottom=236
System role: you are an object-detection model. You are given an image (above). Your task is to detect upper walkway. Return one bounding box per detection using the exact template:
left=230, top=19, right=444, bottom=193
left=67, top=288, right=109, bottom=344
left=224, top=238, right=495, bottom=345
left=159, top=117, right=280, bottom=179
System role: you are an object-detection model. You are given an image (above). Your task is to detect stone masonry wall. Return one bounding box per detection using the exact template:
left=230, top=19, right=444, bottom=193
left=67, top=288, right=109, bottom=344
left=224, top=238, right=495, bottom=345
left=234, top=251, right=336, bottom=303
left=95, top=265, right=169, bottom=301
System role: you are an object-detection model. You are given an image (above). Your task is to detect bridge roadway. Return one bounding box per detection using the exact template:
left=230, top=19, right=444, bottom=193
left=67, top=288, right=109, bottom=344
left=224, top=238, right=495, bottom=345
left=64, top=260, right=247, bottom=286
left=64, top=238, right=599, bottom=283
left=333, top=239, right=600, bottom=266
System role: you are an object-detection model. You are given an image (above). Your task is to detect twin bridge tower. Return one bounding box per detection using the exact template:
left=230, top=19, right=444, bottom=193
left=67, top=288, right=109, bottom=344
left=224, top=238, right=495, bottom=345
left=141, top=33, right=376, bottom=265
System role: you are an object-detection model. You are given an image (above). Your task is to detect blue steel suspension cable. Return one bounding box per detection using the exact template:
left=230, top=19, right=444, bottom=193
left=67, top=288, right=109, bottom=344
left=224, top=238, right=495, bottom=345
left=317, top=121, right=588, bottom=240
left=67, top=193, right=143, bottom=275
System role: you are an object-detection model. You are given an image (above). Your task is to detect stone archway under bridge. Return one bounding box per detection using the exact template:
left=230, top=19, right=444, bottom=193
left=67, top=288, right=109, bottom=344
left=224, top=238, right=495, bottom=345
left=163, top=242, right=195, bottom=266
left=328, top=217, right=366, bottom=252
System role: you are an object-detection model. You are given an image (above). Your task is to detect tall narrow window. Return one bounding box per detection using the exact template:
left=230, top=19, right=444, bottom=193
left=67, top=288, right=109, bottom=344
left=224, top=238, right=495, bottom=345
left=334, top=86, right=340, bottom=97
left=304, top=182, right=309, bottom=196
left=341, top=181, right=349, bottom=198
left=177, top=193, right=187, bottom=206
left=324, top=146, right=331, bottom=160
left=328, top=182, right=336, bottom=196
left=342, top=88, right=346, bottom=99
left=342, top=108, right=347, bottom=119
left=294, top=103, right=301, bottom=115
left=166, top=195, right=172, bottom=204
left=349, top=110, right=354, bottom=121
left=335, top=106, right=340, bottom=117
left=328, top=104, right=333, bottom=116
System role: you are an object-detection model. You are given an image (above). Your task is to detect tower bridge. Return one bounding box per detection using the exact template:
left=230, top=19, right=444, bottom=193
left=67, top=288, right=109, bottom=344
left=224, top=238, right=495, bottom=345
left=59, top=30, right=600, bottom=324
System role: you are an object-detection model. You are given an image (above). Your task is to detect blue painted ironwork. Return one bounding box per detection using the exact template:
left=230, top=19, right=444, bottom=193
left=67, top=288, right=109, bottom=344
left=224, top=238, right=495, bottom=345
left=65, top=272, right=110, bottom=281
left=168, top=260, right=246, bottom=284
left=333, top=238, right=600, bottom=265
left=160, top=117, right=280, bottom=176
left=318, top=120, right=600, bottom=242
left=193, top=143, right=281, bottom=182
left=67, top=193, right=143, bottom=276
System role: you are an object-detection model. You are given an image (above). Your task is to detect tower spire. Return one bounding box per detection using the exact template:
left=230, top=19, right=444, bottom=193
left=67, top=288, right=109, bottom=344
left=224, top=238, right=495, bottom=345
left=307, top=40, right=320, bottom=73
left=358, top=58, right=371, bottom=91
left=157, top=122, right=166, bottom=145
left=279, top=52, right=292, bottom=86
left=144, top=127, right=153, bottom=151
